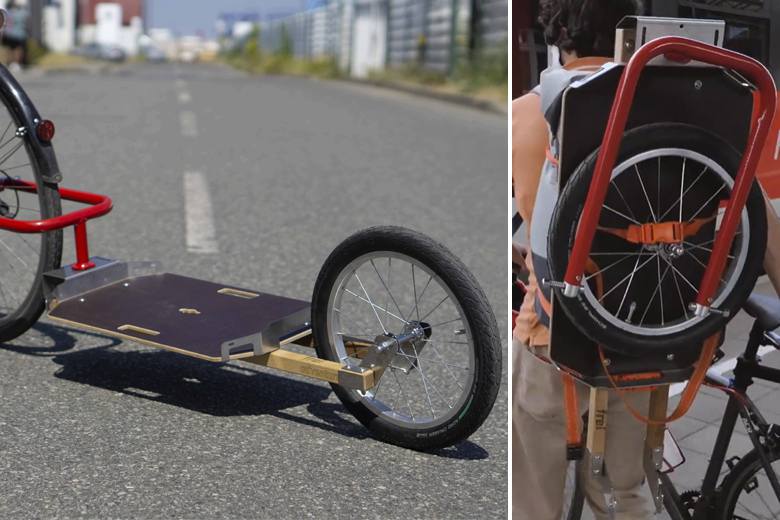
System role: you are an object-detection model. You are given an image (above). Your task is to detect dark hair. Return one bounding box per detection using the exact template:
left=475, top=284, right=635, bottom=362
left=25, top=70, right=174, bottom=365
left=539, top=0, right=642, bottom=57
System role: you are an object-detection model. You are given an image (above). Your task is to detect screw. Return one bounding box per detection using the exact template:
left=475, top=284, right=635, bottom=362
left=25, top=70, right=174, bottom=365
left=603, top=358, right=611, bottom=366
left=666, top=353, right=675, bottom=361
left=694, top=80, right=703, bottom=90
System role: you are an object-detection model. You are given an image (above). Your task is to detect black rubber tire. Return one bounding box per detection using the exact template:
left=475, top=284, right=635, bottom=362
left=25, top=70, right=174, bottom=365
left=717, top=445, right=780, bottom=519
left=311, top=226, right=501, bottom=450
left=548, top=123, right=767, bottom=355
left=0, top=185, right=61, bottom=343
left=0, top=108, right=62, bottom=343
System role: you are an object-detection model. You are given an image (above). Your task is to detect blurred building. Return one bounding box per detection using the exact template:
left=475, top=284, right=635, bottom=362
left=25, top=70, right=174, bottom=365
left=77, top=0, right=143, bottom=55
left=42, top=0, right=77, bottom=53
left=255, top=0, right=508, bottom=78
left=514, top=0, right=780, bottom=96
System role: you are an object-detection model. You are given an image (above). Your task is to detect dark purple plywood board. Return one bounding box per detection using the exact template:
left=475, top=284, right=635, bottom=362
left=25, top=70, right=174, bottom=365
left=49, top=273, right=310, bottom=360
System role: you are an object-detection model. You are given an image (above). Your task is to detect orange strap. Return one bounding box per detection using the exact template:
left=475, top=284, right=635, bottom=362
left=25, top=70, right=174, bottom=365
left=598, top=216, right=716, bottom=245
left=598, top=333, right=720, bottom=425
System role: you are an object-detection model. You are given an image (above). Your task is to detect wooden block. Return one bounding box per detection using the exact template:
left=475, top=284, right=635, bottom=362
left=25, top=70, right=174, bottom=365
left=646, top=385, right=670, bottom=450
left=587, top=387, right=609, bottom=456
left=243, top=349, right=376, bottom=391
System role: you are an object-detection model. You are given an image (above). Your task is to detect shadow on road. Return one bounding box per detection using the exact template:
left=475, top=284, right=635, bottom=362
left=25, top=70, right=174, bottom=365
left=3, top=321, right=490, bottom=460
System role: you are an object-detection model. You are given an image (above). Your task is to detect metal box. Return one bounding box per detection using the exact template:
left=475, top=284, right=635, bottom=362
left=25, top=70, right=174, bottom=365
left=615, top=16, right=725, bottom=64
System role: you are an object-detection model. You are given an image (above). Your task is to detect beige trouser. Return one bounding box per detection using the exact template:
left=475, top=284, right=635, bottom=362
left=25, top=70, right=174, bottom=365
left=512, top=341, right=655, bottom=520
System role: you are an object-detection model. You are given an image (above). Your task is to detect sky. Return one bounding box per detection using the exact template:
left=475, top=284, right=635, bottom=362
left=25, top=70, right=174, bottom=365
left=147, top=0, right=325, bottom=37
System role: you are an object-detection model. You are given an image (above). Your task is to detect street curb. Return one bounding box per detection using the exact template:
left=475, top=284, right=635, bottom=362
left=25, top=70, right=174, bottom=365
left=334, top=77, right=507, bottom=115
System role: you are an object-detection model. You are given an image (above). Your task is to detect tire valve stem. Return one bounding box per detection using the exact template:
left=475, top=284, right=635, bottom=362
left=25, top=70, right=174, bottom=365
left=454, top=328, right=466, bottom=336
left=625, top=301, right=637, bottom=324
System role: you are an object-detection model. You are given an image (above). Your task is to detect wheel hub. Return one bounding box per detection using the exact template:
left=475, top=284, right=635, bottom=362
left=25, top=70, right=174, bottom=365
left=389, top=321, right=431, bottom=373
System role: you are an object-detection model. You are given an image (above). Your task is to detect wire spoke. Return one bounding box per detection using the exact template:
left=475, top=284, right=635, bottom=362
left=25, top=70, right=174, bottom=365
left=425, top=316, right=463, bottom=329
left=390, top=369, right=415, bottom=420
left=411, top=343, right=446, bottom=413
left=370, top=258, right=405, bottom=320
left=598, top=253, right=658, bottom=302
left=687, top=182, right=726, bottom=222
left=585, top=252, right=642, bottom=281
left=420, top=295, right=449, bottom=322
left=639, top=257, right=670, bottom=326
left=343, top=287, right=407, bottom=326
left=609, top=179, right=637, bottom=221
left=659, top=164, right=709, bottom=221
left=0, top=236, right=28, bottom=268
left=603, top=204, right=641, bottom=225
left=616, top=252, right=643, bottom=319
left=635, top=164, right=657, bottom=222
left=0, top=141, right=23, bottom=167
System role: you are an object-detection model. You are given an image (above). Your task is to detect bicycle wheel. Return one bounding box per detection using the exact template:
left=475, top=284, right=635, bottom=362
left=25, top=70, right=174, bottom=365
left=548, top=123, right=766, bottom=355
left=311, top=226, right=501, bottom=450
left=717, top=446, right=780, bottom=519
left=0, top=95, right=61, bottom=342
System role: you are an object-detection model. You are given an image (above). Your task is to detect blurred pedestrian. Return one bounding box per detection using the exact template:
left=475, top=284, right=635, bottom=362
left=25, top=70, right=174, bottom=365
left=2, top=0, right=29, bottom=72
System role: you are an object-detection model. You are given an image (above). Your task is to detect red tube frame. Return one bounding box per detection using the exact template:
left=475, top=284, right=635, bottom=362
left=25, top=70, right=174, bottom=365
left=563, top=36, right=777, bottom=312
left=0, top=178, right=112, bottom=270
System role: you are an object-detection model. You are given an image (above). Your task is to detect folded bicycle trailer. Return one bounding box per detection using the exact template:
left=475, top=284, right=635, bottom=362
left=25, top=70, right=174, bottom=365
left=0, top=14, right=500, bottom=449
left=11, top=191, right=500, bottom=450
left=533, top=17, right=778, bottom=512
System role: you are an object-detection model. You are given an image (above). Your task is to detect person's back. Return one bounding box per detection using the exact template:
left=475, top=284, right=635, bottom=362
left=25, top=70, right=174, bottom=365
left=512, top=1, right=654, bottom=519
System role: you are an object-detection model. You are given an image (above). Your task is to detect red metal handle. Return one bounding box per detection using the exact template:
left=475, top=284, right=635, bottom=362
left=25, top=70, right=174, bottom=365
left=0, top=178, right=112, bottom=233
left=0, top=178, right=112, bottom=270
left=563, top=36, right=777, bottom=312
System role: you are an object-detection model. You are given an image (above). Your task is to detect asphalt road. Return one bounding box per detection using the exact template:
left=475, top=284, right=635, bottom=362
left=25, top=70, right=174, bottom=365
left=0, top=63, right=507, bottom=519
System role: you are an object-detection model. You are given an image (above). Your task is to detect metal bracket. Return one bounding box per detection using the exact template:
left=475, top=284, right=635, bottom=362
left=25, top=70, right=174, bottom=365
left=590, top=453, right=604, bottom=476
left=43, top=258, right=162, bottom=310
left=219, top=311, right=309, bottom=361
left=339, top=361, right=371, bottom=389
left=689, top=303, right=730, bottom=318
left=541, top=278, right=581, bottom=297
left=359, top=335, right=400, bottom=371
left=220, top=332, right=277, bottom=361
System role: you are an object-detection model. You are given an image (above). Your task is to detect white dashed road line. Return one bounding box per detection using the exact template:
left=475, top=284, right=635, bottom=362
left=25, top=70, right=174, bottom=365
left=179, top=110, right=198, bottom=137
left=178, top=90, right=191, bottom=104
left=183, top=171, right=219, bottom=254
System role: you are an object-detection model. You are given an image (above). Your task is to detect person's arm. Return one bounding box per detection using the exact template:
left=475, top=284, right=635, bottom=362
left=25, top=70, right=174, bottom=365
left=762, top=190, right=780, bottom=295
left=511, top=94, right=549, bottom=236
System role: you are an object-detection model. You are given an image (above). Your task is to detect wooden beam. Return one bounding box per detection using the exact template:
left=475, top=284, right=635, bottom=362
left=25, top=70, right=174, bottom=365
left=242, top=349, right=376, bottom=391
left=586, top=387, right=609, bottom=473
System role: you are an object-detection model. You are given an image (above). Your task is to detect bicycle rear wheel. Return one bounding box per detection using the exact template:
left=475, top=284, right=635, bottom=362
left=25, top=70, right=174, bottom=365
left=0, top=89, right=62, bottom=341
left=717, top=446, right=780, bottom=519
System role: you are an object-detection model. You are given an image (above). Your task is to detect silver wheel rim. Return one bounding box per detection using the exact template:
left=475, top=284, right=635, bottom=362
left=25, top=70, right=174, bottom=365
left=326, top=251, right=476, bottom=429
left=578, top=148, right=749, bottom=336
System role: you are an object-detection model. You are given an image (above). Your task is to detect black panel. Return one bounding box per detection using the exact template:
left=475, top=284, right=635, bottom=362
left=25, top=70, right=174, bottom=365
left=559, top=64, right=753, bottom=186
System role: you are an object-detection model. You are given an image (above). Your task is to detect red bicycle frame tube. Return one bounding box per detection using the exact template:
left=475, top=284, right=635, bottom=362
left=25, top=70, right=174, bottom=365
left=563, top=36, right=777, bottom=310
left=0, top=178, right=112, bottom=270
